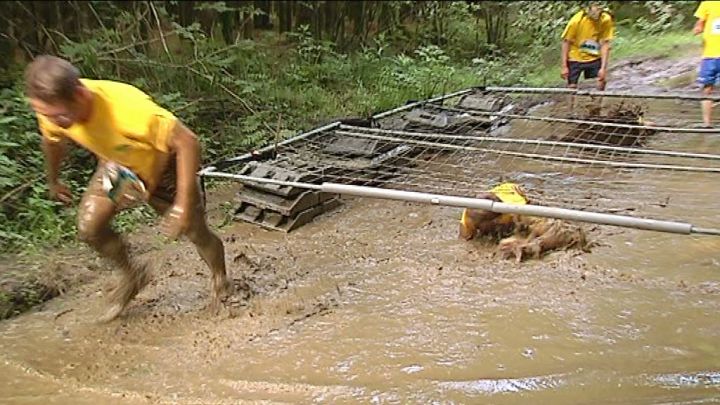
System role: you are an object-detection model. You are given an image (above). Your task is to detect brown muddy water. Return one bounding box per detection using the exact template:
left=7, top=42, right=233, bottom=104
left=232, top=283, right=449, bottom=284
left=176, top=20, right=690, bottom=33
left=2, top=56, right=720, bottom=404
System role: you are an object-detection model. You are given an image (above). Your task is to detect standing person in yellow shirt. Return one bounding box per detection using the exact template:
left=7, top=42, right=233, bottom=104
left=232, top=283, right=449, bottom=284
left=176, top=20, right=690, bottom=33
left=24, top=55, right=232, bottom=322
left=694, top=1, right=720, bottom=128
left=560, top=2, right=615, bottom=90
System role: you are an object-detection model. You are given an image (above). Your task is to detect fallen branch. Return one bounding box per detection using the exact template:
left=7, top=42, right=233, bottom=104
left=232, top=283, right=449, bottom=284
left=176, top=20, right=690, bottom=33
left=148, top=1, right=172, bottom=60
left=0, top=174, right=44, bottom=205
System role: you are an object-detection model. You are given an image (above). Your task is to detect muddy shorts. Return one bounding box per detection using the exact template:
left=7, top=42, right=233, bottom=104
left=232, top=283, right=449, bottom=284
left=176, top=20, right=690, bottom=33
left=568, top=59, right=602, bottom=85
left=698, top=58, right=720, bottom=87
left=80, top=158, right=207, bottom=231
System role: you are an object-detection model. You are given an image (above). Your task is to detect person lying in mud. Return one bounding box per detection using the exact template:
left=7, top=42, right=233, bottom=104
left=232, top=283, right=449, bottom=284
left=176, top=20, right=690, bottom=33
left=496, top=216, right=589, bottom=263
left=25, top=55, right=232, bottom=322
left=459, top=183, right=589, bottom=262
left=459, top=182, right=530, bottom=241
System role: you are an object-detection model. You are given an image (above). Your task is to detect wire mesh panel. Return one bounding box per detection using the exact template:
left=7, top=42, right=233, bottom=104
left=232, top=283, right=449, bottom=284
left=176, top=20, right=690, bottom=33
left=205, top=88, right=720, bottom=231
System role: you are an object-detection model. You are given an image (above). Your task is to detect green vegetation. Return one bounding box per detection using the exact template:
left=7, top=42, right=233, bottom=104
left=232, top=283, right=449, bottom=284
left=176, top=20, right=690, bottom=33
left=0, top=1, right=700, bottom=255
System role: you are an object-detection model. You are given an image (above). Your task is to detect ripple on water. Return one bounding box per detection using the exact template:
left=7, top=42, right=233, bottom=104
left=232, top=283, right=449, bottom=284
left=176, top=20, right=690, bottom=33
left=436, top=373, right=567, bottom=395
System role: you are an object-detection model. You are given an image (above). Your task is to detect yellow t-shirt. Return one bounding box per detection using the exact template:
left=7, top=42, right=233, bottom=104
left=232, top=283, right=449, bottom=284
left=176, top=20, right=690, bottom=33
left=459, top=183, right=528, bottom=227
left=491, top=183, right=528, bottom=224
left=37, top=79, right=177, bottom=191
left=561, top=10, right=615, bottom=63
left=695, top=1, right=720, bottom=58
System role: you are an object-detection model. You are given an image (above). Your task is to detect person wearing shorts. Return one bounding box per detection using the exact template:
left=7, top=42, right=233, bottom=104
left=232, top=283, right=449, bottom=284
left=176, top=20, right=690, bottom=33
left=24, top=55, right=232, bottom=322
left=560, top=2, right=615, bottom=90
left=694, top=1, right=720, bottom=127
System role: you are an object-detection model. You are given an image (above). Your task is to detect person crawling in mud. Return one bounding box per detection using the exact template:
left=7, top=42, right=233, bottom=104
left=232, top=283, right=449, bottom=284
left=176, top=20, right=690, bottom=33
left=459, top=183, right=530, bottom=241
left=496, top=216, right=589, bottom=263
left=459, top=183, right=590, bottom=262
left=24, top=55, right=232, bottom=322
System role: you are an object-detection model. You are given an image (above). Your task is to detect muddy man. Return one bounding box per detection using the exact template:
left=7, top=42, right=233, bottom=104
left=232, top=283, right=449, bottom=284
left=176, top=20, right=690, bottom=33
left=25, top=55, right=231, bottom=322
left=459, top=183, right=529, bottom=241
left=460, top=183, right=590, bottom=262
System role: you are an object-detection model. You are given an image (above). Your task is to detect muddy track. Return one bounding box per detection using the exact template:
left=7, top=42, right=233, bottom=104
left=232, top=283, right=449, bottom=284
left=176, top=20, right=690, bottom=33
left=2, top=51, right=720, bottom=404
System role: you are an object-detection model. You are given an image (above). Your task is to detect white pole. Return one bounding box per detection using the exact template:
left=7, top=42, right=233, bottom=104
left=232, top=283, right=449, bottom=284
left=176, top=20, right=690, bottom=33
left=320, top=182, right=696, bottom=234
left=200, top=171, right=720, bottom=235
left=484, top=86, right=720, bottom=101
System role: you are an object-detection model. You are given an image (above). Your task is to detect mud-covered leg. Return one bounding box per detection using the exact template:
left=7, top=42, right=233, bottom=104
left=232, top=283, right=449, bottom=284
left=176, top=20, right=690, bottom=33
left=186, top=209, right=231, bottom=314
left=150, top=194, right=231, bottom=314
left=150, top=169, right=231, bottom=315
left=78, top=176, right=150, bottom=322
left=703, top=85, right=714, bottom=127
left=187, top=186, right=233, bottom=311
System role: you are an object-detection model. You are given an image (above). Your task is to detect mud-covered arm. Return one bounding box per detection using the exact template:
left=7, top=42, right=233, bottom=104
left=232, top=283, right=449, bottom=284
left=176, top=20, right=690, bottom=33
left=600, top=41, right=610, bottom=72
left=167, top=121, right=201, bottom=213
left=561, top=40, right=571, bottom=70
left=41, top=136, right=67, bottom=187
left=560, top=14, right=578, bottom=72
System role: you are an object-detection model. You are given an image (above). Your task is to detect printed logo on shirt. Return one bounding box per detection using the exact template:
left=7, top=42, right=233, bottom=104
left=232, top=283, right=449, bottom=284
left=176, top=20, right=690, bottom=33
left=712, top=18, right=720, bottom=34
left=579, top=39, right=601, bottom=56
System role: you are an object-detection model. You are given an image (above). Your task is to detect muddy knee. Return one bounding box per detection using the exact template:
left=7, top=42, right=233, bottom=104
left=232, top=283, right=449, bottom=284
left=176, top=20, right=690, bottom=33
left=77, top=215, right=111, bottom=247
left=77, top=195, right=117, bottom=245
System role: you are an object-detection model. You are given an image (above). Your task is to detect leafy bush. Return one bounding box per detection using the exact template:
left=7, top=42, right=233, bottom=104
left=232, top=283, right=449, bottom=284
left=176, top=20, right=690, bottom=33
left=0, top=87, right=94, bottom=252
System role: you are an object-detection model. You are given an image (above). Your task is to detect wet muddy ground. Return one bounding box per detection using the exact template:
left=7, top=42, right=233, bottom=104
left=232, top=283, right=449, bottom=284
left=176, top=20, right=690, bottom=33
left=2, top=52, right=720, bottom=404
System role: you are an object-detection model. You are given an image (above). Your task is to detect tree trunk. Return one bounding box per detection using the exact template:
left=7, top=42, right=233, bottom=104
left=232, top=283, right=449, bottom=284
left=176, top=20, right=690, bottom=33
left=315, top=1, right=323, bottom=40
left=324, top=1, right=337, bottom=37
left=180, top=1, right=195, bottom=27
left=254, top=0, right=272, bottom=30
left=243, top=7, right=255, bottom=39
left=220, top=2, right=237, bottom=44
left=334, top=3, right=346, bottom=49
left=480, top=2, right=507, bottom=49
left=295, top=1, right=313, bottom=31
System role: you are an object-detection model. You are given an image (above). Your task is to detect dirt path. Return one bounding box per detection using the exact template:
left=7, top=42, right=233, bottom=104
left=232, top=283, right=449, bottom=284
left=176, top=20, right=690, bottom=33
left=2, top=49, right=720, bottom=404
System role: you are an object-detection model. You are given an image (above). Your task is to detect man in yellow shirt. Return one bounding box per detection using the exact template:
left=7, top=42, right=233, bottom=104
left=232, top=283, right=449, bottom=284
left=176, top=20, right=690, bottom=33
left=694, top=1, right=720, bottom=127
left=560, top=2, right=615, bottom=90
left=25, top=55, right=231, bottom=322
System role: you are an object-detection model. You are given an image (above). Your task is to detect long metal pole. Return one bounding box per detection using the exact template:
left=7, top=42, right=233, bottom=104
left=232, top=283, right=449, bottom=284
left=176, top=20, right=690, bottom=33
left=320, top=183, right=710, bottom=235
left=199, top=170, right=720, bottom=235
left=484, top=86, right=720, bottom=101
left=198, top=170, right=324, bottom=190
